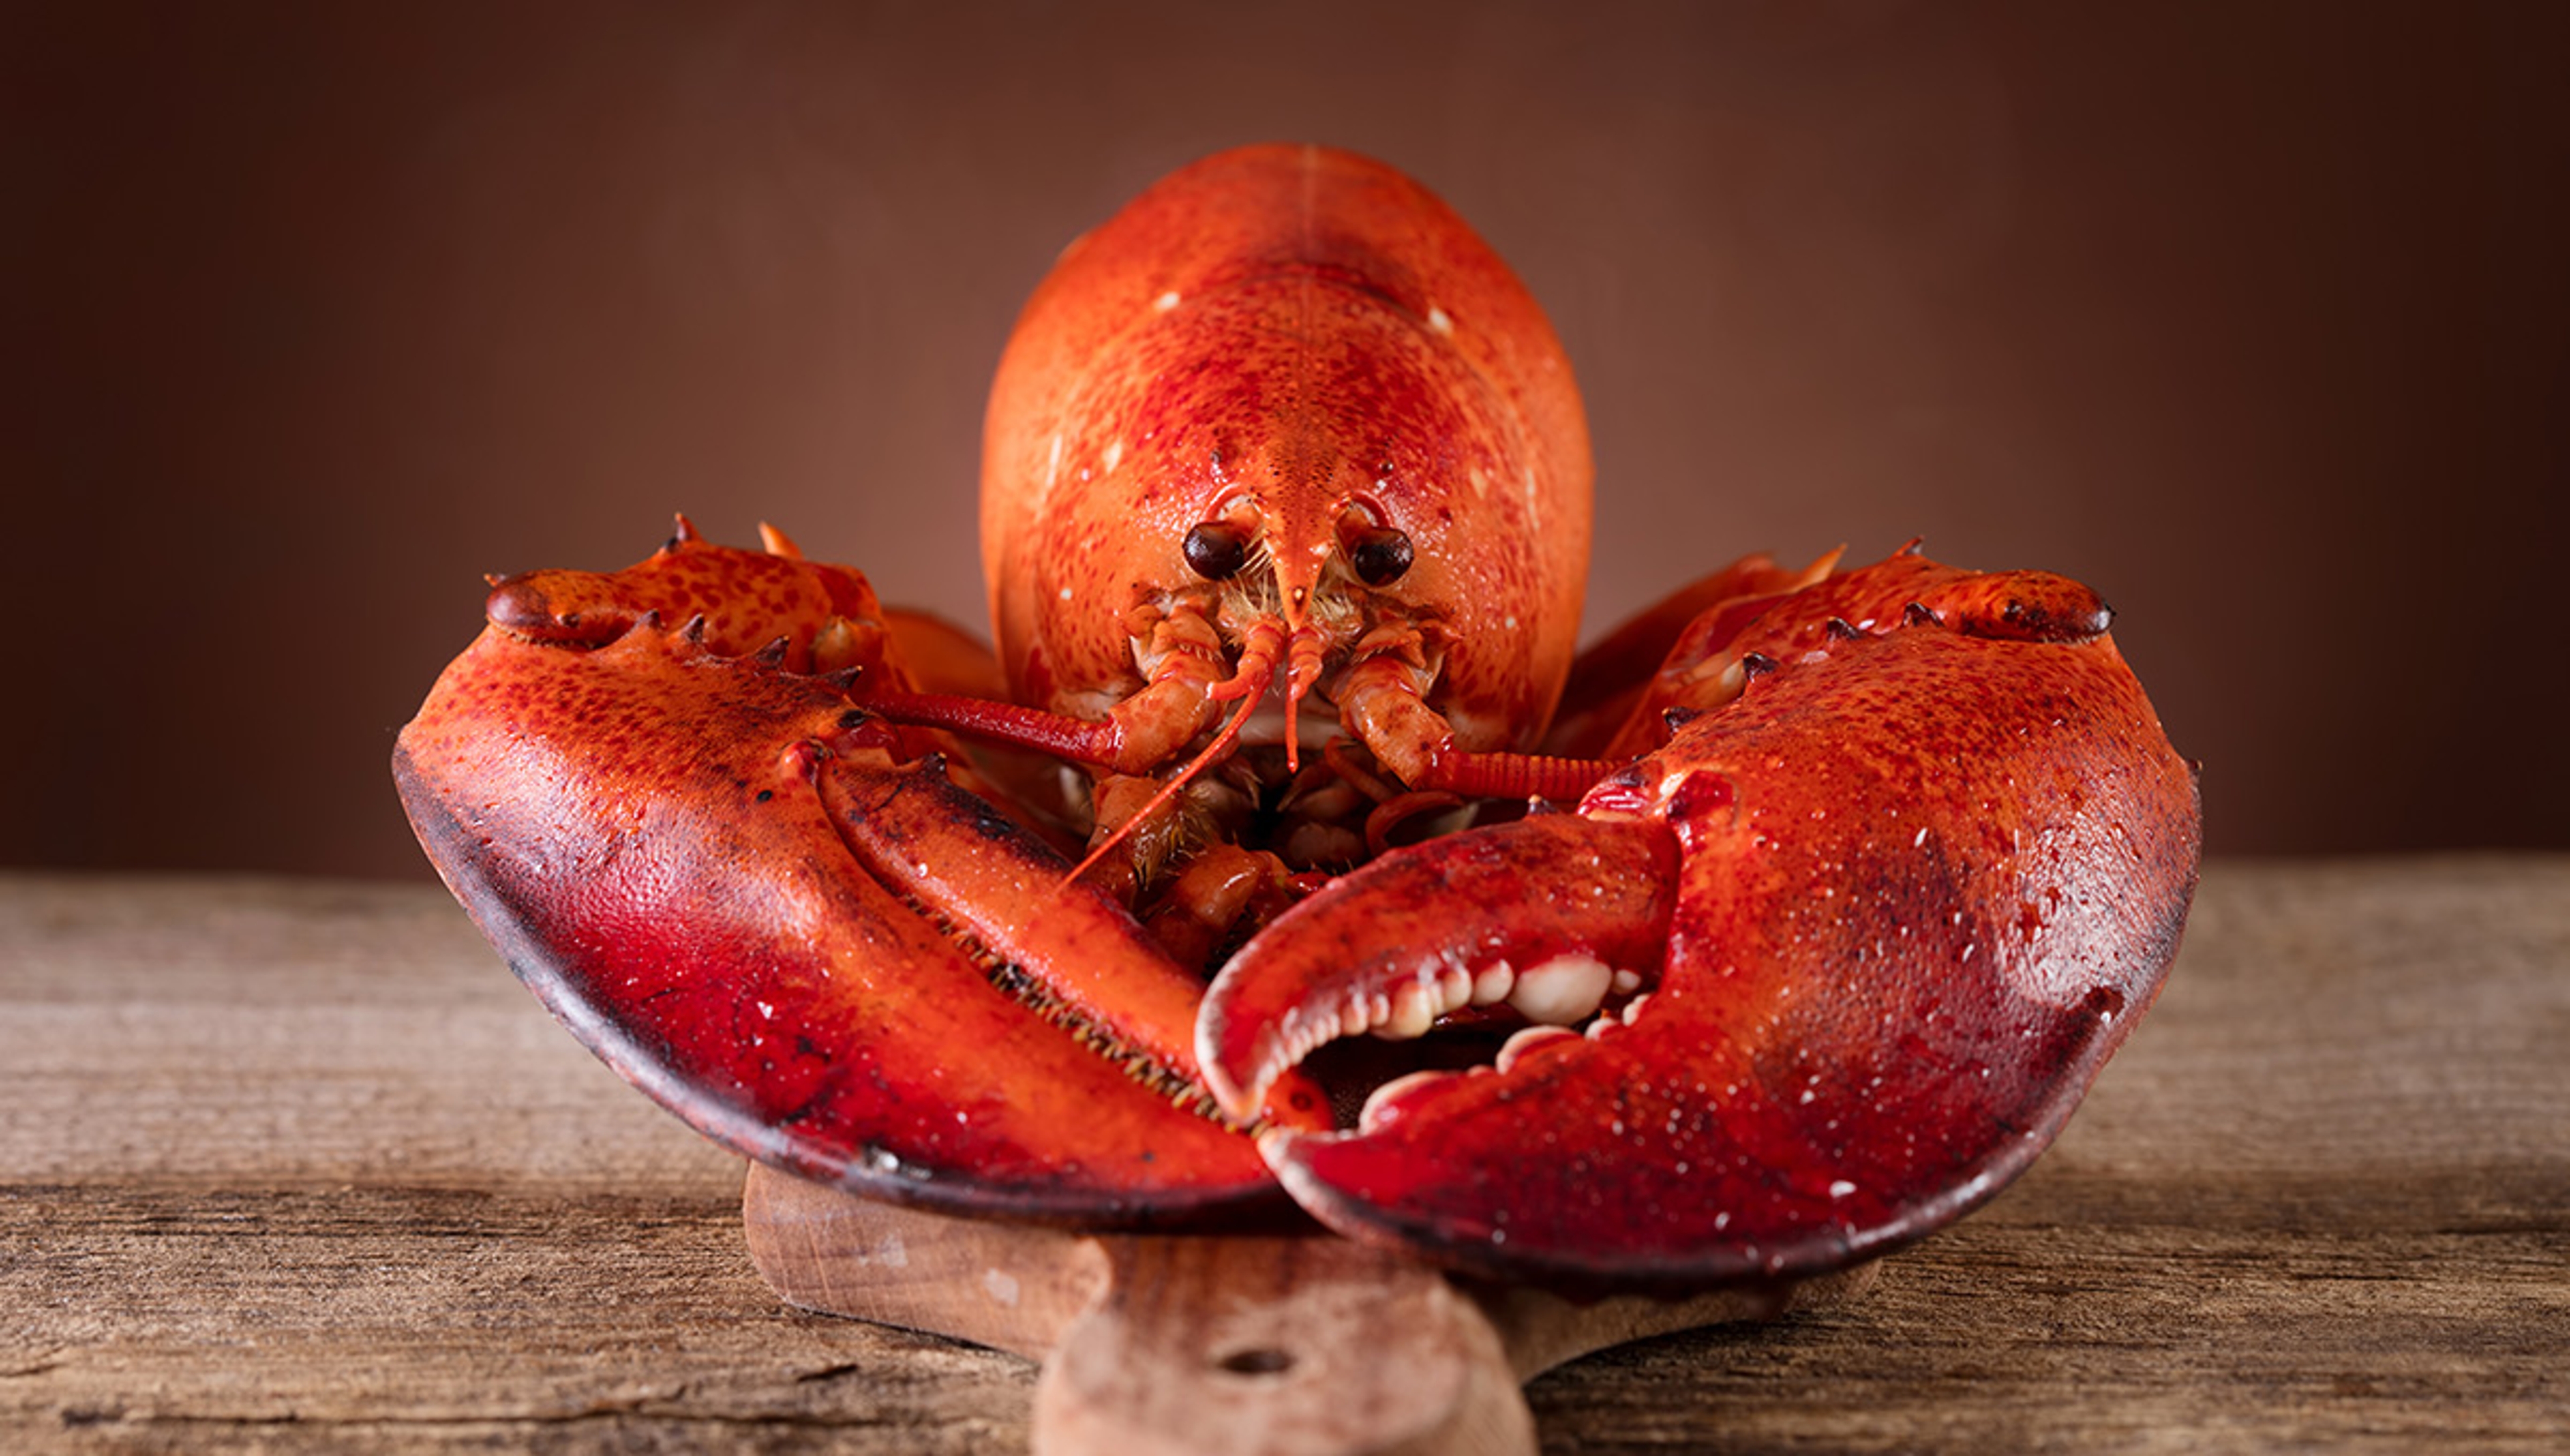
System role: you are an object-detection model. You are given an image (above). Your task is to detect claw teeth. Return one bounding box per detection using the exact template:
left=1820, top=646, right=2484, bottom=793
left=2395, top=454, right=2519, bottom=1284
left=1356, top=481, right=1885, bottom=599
left=1376, top=987, right=1438, bottom=1040
left=1254, top=1125, right=1298, bottom=1164
left=1338, top=996, right=1375, bottom=1039
left=1504, top=953, right=1613, bottom=1026
left=1363, top=965, right=1489, bottom=1042
left=1494, top=1023, right=1579, bottom=1073
left=1470, top=960, right=1515, bottom=1006
left=1358, top=1068, right=1449, bottom=1131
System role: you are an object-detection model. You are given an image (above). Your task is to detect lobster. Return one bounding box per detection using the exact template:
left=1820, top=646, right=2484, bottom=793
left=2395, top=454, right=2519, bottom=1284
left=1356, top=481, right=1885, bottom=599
left=394, top=144, right=2199, bottom=1290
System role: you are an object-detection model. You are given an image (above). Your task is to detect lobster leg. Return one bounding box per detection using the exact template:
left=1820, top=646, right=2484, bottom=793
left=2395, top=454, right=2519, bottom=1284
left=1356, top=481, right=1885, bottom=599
left=398, top=527, right=1326, bottom=1225
left=1199, top=551, right=2201, bottom=1289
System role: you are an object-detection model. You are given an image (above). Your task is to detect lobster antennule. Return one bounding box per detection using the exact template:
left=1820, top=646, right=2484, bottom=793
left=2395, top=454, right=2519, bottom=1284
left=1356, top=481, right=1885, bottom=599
left=1282, top=618, right=1326, bottom=774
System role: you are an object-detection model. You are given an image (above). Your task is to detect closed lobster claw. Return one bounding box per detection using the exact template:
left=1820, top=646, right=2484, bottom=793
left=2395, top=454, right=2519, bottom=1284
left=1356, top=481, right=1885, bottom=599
left=1199, top=549, right=2201, bottom=1290
left=395, top=521, right=1326, bottom=1226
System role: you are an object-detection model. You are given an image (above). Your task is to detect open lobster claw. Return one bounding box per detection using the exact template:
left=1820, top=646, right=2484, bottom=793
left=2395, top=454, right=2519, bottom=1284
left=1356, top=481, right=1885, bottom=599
left=1199, top=551, right=2202, bottom=1291
left=396, top=145, right=2205, bottom=1308
left=394, top=523, right=1326, bottom=1226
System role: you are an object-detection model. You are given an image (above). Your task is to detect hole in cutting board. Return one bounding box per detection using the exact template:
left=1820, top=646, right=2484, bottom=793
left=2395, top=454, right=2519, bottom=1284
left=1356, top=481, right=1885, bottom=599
left=1214, top=1346, right=1296, bottom=1376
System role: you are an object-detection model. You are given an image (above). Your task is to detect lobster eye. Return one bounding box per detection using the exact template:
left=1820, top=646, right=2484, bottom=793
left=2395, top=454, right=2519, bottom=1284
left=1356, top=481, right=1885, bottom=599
left=1183, top=520, right=1252, bottom=580
left=1347, top=526, right=1414, bottom=587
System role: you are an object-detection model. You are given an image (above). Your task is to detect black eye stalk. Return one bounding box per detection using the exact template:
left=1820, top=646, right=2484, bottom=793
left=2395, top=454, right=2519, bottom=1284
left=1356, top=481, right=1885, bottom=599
left=1183, top=520, right=1253, bottom=580
left=1347, top=526, right=1414, bottom=587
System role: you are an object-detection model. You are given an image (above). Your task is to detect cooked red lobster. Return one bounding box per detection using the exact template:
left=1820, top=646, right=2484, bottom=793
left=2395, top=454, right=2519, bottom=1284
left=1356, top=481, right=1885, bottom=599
left=395, top=144, right=2199, bottom=1291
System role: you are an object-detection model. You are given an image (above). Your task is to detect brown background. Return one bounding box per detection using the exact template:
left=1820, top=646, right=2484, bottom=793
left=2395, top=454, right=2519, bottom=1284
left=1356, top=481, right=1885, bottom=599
left=5, top=0, right=2563, bottom=879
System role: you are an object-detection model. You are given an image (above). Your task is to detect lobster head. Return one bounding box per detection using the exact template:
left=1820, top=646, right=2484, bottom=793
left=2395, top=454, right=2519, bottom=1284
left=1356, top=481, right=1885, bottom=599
left=981, top=145, right=1594, bottom=767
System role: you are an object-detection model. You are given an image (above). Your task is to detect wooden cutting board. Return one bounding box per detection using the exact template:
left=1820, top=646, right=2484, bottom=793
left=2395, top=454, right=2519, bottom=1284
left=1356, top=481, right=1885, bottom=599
left=743, top=1164, right=1879, bottom=1455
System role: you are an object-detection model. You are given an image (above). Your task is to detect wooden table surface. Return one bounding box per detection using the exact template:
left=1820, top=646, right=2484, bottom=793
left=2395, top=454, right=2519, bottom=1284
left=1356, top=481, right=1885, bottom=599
left=3, top=858, right=2565, bottom=1453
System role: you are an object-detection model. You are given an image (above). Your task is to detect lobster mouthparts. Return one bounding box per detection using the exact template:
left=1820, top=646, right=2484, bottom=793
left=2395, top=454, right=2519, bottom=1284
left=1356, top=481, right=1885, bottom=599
left=1200, top=551, right=2201, bottom=1291
left=396, top=527, right=1326, bottom=1226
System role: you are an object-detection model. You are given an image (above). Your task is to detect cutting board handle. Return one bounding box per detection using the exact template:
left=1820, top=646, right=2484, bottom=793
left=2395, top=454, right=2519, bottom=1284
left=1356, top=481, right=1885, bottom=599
left=1032, top=1231, right=1533, bottom=1455
left=743, top=1164, right=1876, bottom=1455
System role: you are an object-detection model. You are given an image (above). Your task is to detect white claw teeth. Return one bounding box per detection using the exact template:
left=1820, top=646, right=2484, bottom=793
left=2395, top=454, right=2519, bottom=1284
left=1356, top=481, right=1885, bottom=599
left=1505, top=954, right=1613, bottom=1026
left=1375, top=987, right=1438, bottom=1040
left=1494, top=1023, right=1579, bottom=1073
left=1338, top=996, right=1372, bottom=1038
left=1354, top=975, right=1477, bottom=1042
left=1268, top=954, right=1643, bottom=1098
left=1358, top=1068, right=1449, bottom=1131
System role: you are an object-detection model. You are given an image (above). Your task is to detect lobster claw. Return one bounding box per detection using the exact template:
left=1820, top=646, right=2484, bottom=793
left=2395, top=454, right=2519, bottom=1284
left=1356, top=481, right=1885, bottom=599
left=1200, top=551, right=2201, bottom=1290
left=397, top=527, right=1326, bottom=1226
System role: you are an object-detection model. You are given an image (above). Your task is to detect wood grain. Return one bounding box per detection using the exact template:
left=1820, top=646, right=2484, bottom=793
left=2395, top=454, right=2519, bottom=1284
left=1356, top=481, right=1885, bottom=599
left=3, top=859, right=2566, bottom=1452
left=741, top=1166, right=1877, bottom=1455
